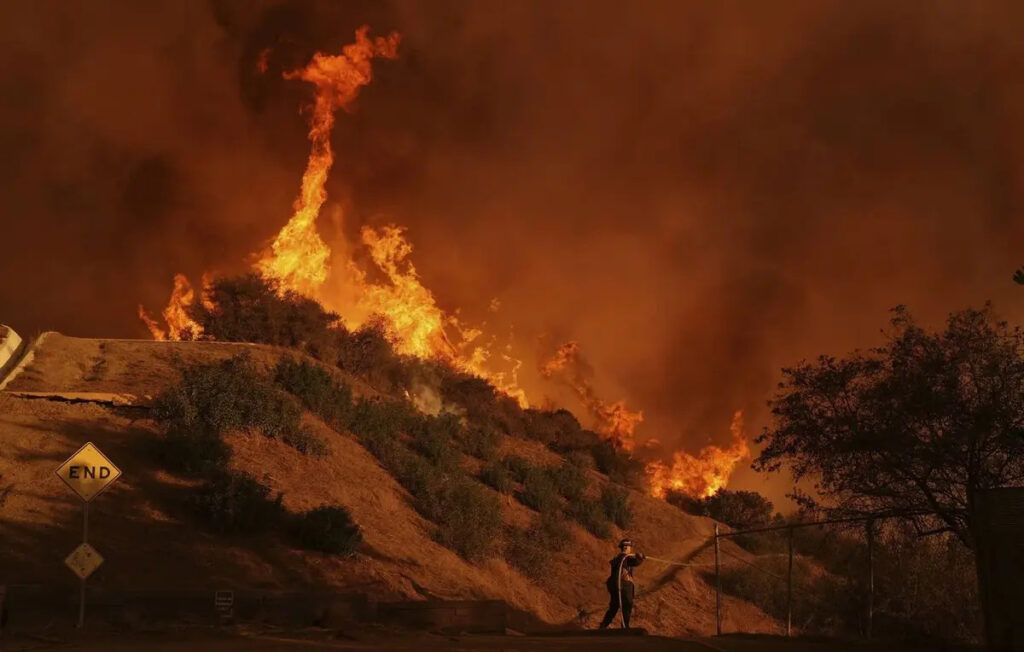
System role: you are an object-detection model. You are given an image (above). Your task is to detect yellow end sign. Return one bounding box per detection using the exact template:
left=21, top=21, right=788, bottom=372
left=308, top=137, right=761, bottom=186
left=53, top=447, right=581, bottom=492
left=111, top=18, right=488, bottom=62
left=55, top=442, right=121, bottom=502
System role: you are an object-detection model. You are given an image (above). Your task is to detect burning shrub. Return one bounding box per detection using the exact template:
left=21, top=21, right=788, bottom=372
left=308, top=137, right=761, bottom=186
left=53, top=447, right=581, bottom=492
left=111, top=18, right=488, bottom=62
left=548, top=461, right=589, bottom=502
left=291, top=505, right=362, bottom=555
left=274, top=357, right=354, bottom=429
left=190, top=273, right=342, bottom=358
left=519, top=467, right=561, bottom=514
left=479, top=463, right=514, bottom=494
left=568, top=498, right=612, bottom=539
left=190, top=471, right=284, bottom=534
left=599, top=484, right=633, bottom=529
left=506, top=512, right=572, bottom=580
left=424, top=478, right=502, bottom=561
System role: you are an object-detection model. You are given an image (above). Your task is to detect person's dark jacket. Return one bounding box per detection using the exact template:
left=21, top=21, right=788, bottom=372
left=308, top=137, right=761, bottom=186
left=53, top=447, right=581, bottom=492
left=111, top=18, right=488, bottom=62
left=606, top=552, right=645, bottom=587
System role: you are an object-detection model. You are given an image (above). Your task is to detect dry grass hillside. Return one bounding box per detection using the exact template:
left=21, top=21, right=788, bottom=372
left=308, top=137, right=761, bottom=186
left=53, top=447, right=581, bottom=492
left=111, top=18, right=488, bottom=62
left=0, top=333, right=779, bottom=637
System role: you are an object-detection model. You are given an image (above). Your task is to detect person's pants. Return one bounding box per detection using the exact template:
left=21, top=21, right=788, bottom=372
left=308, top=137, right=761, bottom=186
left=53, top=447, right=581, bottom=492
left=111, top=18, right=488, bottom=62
left=599, top=581, right=635, bottom=628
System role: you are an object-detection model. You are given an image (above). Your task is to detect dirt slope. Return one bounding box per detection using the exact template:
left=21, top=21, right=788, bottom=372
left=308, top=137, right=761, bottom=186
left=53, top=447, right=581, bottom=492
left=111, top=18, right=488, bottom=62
left=0, top=333, right=779, bottom=636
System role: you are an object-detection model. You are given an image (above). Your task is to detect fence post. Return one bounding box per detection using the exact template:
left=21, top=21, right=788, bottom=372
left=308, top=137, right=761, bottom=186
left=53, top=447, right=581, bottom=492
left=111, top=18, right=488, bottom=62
left=786, top=525, right=794, bottom=637
left=866, top=519, right=874, bottom=640
left=714, top=523, right=722, bottom=636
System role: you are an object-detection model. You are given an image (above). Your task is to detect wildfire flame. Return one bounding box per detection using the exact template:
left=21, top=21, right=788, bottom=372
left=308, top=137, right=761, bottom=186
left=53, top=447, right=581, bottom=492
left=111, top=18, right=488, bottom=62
left=257, top=26, right=400, bottom=296
left=138, top=26, right=749, bottom=498
left=646, top=410, right=751, bottom=499
left=540, top=341, right=644, bottom=450
left=138, top=273, right=204, bottom=341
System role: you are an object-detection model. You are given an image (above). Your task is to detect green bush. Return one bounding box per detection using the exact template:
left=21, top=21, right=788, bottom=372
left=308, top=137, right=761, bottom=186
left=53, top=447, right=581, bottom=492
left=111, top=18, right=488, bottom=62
left=275, top=357, right=353, bottom=428
left=190, top=472, right=284, bottom=534
left=519, top=467, right=561, bottom=514
left=502, top=455, right=534, bottom=483
left=291, top=505, right=362, bottom=555
left=459, top=427, right=500, bottom=461
left=479, top=463, right=514, bottom=494
left=548, top=462, right=589, bottom=502
left=600, top=484, right=632, bottom=529
left=506, top=512, right=572, bottom=580
left=569, top=498, right=612, bottom=539
left=425, top=479, right=503, bottom=561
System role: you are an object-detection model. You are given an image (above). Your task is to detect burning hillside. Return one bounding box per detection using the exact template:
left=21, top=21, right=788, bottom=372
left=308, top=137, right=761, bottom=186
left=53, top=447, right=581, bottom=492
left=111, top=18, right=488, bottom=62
left=138, top=26, right=749, bottom=499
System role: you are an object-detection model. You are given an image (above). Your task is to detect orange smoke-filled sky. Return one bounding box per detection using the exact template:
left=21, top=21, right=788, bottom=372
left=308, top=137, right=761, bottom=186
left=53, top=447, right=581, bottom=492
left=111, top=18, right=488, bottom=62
left=4, top=0, right=1024, bottom=503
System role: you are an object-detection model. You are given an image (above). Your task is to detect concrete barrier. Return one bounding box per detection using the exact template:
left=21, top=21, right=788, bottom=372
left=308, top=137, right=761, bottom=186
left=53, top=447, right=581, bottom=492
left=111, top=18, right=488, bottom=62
left=0, top=325, right=23, bottom=381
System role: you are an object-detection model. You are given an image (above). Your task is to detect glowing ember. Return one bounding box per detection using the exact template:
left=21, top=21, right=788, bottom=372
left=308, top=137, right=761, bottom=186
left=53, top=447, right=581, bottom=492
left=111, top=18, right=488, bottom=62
left=646, top=411, right=751, bottom=499
left=541, top=341, right=644, bottom=450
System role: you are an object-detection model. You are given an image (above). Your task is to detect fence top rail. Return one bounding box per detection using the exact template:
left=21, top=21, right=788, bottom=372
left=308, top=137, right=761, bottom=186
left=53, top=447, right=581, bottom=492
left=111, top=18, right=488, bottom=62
left=715, top=510, right=937, bottom=538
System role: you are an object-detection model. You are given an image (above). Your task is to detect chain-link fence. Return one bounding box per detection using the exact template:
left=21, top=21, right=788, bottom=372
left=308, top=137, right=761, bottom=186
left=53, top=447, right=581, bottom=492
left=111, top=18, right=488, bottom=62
left=709, top=515, right=982, bottom=646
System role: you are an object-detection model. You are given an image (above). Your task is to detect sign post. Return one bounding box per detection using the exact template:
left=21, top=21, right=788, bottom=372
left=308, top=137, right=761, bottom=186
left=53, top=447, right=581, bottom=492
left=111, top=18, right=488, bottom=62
left=54, top=442, right=121, bottom=628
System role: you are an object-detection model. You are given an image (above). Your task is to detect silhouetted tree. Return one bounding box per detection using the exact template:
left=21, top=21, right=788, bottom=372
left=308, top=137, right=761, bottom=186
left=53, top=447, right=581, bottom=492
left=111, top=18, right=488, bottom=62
left=755, top=305, right=1024, bottom=549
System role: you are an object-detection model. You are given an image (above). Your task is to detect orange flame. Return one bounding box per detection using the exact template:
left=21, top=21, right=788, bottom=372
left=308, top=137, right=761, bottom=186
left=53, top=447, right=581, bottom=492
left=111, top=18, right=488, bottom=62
left=541, top=341, right=644, bottom=450
left=138, top=273, right=204, bottom=341
left=645, top=410, right=751, bottom=499
left=257, top=26, right=400, bottom=296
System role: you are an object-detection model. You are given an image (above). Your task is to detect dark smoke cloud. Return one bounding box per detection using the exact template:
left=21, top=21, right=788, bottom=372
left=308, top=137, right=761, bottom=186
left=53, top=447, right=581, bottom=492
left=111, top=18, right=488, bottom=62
left=3, top=0, right=1024, bottom=499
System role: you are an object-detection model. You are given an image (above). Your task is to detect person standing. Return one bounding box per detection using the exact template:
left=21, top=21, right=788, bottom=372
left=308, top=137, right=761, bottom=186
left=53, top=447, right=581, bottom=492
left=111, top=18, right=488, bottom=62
left=599, top=538, right=645, bottom=629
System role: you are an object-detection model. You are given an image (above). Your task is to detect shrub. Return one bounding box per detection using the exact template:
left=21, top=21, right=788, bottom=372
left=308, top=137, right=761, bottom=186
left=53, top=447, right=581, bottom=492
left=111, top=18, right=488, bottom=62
left=190, top=273, right=343, bottom=358
left=502, top=455, right=534, bottom=483
left=336, top=319, right=408, bottom=392
left=394, top=450, right=445, bottom=501
left=291, top=506, right=362, bottom=555
left=590, top=441, right=645, bottom=488
left=600, top=484, right=632, bottom=529
left=565, top=450, right=594, bottom=470
left=459, top=427, right=500, bottom=461
left=519, top=467, right=561, bottom=514
left=426, top=479, right=502, bottom=561
left=569, top=498, right=612, bottom=539
left=153, top=354, right=314, bottom=455
left=479, top=463, right=514, bottom=494
left=191, top=472, right=284, bottom=534
left=548, top=462, right=589, bottom=502
left=275, top=357, right=353, bottom=428
left=282, top=428, right=329, bottom=458
left=154, top=425, right=230, bottom=474
left=412, top=413, right=462, bottom=470
left=506, top=512, right=572, bottom=580
left=699, top=489, right=775, bottom=530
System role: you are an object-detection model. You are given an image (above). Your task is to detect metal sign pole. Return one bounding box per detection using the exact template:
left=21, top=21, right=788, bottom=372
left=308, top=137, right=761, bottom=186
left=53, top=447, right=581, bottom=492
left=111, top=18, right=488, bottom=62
left=786, top=526, right=793, bottom=637
left=78, top=501, right=89, bottom=629
left=714, top=524, right=722, bottom=636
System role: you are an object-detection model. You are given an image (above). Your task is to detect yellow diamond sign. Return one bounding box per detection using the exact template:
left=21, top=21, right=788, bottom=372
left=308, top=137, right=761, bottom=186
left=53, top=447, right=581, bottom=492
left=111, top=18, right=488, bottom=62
left=55, top=442, right=121, bottom=502
left=65, top=542, right=103, bottom=580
